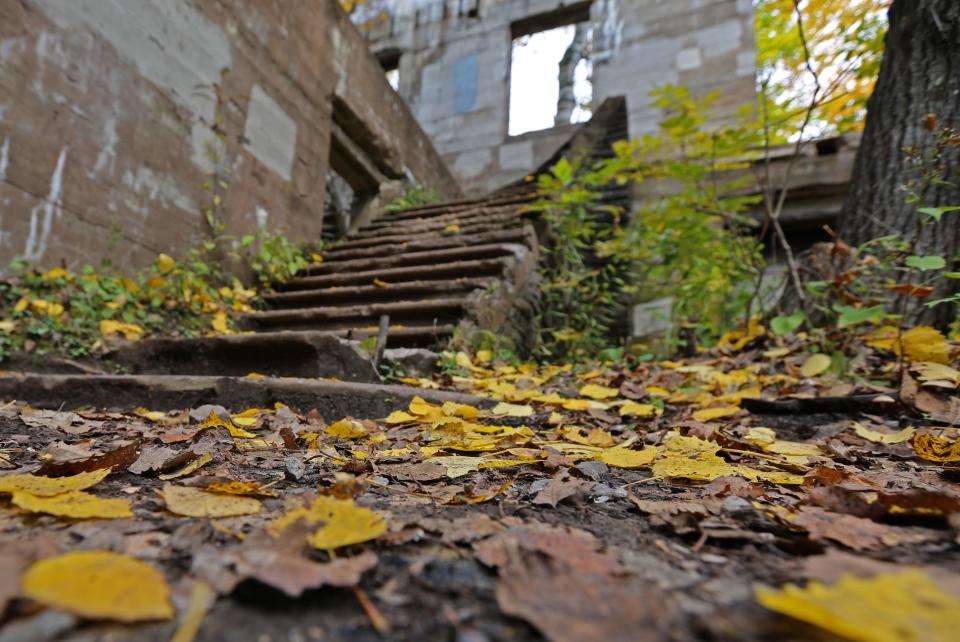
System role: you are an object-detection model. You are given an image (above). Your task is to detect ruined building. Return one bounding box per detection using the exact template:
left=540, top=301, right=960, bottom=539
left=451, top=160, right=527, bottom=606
left=0, top=0, right=856, bottom=356
left=353, top=0, right=758, bottom=195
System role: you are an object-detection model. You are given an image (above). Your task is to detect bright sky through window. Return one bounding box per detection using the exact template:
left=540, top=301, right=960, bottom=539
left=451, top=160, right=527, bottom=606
left=509, top=25, right=593, bottom=137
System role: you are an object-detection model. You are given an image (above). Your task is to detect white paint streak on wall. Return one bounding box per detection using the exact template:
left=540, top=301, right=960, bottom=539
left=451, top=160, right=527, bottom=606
left=92, top=113, right=119, bottom=176
left=121, top=167, right=197, bottom=215
left=255, top=205, right=269, bottom=230
left=34, top=0, right=233, bottom=169
left=243, top=85, right=297, bottom=182
left=24, top=148, right=68, bottom=262
left=0, top=137, right=10, bottom=181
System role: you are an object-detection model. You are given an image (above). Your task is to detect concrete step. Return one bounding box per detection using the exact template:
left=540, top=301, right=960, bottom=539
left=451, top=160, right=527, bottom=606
left=300, top=242, right=525, bottom=276
left=279, top=257, right=512, bottom=291
left=245, top=297, right=467, bottom=331
left=383, top=193, right=535, bottom=222
left=320, top=228, right=531, bottom=263
left=106, top=332, right=378, bottom=381
left=263, top=277, right=494, bottom=309
left=331, top=221, right=526, bottom=252
left=346, top=209, right=519, bottom=241
left=0, top=372, right=489, bottom=419
left=356, top=202, right=523, bottom=234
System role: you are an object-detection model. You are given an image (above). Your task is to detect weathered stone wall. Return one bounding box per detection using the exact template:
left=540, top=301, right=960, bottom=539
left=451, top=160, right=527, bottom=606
left=0, top=0, right=457, bottom=272
left=359, top=0, right=756, bottom=195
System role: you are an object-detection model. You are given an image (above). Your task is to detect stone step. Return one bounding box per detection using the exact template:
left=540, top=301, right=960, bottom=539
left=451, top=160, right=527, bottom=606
left=356, top=202, right=523, bottom=234
left=106, top=332, right=378, bottom=381
left=0, top=372, right=489, bottom=420
left=263, top=277, right=494, bottom=309
left=300, top=242, right=525, bottom=276
left=320, top=228, right=531, bottom=263
left=331, top=220, right=526, bottom=252
left=345, top=209, right=521, bottom=242
left=279, top=257, right=511, bottom=291
left=383, top=193, right=535, bottom=222
left=245, top=297, right=467, bottom=331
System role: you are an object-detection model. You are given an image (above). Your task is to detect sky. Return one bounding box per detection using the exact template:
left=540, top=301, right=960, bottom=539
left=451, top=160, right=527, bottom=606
left=508, top=25, right=593, bottom=137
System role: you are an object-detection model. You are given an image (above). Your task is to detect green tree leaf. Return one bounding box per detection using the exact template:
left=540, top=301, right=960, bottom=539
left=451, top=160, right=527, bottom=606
left=905, top=255, right=946, bottom=271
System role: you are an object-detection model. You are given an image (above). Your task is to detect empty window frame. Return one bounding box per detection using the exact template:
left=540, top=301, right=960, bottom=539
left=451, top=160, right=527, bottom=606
left=508, top=4, right=594, bottom=136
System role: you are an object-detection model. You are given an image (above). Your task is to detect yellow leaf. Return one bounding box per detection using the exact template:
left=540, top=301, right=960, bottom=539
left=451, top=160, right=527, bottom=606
left=801, top=353, right=832, bottom=378
left=162, top=484, right=261, bottom=517
left=232, top=416, right=257, bottom=428
left=385, top=410, right=417, bottom=424
left=199, top=411, right=256, bottom=438
left=0, top=468, right=110, bottom=497
left=756, top=570, right=960, bottom=642
left=205, top=480, right=278, bottom=498
left=455, top=351, right=473, bottom=369
left=14, top=297, right=27, bottom=313
left=746, top=427, right=822, bottom=464
left=135, top=407, right=166, bottom=422
left=156, top=253, right=177, bottom=274
left=211, top=311, right=229, bottom=333
left=409, top=396, right=442, bottom=418
left=692, top=405, right=740, bottom=423
left=911, top=361, right=960, bottom=385
left=619, top=403, right=659, bottom=417
left=491, top=402, right=534, bottom=418
left=158, top=454, right=213, bottom=480
left=0, top=319, right=17, bottom=332
left=325, top=418, right=369, bottom=439
left=444, top=224, right=460, bottom=232
left=598, top=447, right=657, bottom=469
left=652, top=434, right=802, bottom=485
left=561, top=398, right=606, bottom=411
left=913, top=433, right=960, bottom=463
left=21, top=551, right=174, bottom=622
left=442, top=401, right=480, bottom=419
left=245, top=372, right=266, bottom=379
left=99, top=319, right=144, bottom=341
left=270, top=496, right=386, bottom=551
left=373, top=278, right=389, bottom=288
left=12, top=490, right=132, bottom=519
left=475, top=349, right=493, bottom=364
left=430, top=455, right=481, bottom=478
left=853, top=422, right=916, bottom=445
left=902, top=326, right=951, bottom=364
left=579, top=383, right=619, bottom=400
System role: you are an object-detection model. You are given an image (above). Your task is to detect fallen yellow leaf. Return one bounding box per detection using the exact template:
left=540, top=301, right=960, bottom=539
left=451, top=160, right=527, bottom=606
left=801, top=353, right=832, bottom=378
left=619, top=402, right=659, bottom=417
left=579, top=383, right=619, bottom=400
left=913, top=433, right=960, bottom=463
left=491, top=402, right=534, bottom=418
left=199, top=411, right=256, bottom=439
left=211, top=311, right=229, bottom=333
left=598, top=447, right=657, bottom=469
left=756, top=570, right=960, bottom=642
left=270, top=496, right=387, bottom=551
left=326, top=418, right=369, bottom=439
left=0, top=468, right=111, bottom=497
left=22, top=551, right=174, bottom=622
left=99, top=319, right=144, bottom=341
left=11, top=490, right=133, bottom=519
left=692, top=405, right=740, bottom=423
left=162, top=484, right=261, bottom=517
left=853, top=422, right=916, bottom=445
left=385, top=410, right=417, bottom=424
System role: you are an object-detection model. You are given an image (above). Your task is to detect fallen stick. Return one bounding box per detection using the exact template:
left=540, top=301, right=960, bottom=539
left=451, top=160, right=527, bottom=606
left=742, top=394, right=899, bottom=415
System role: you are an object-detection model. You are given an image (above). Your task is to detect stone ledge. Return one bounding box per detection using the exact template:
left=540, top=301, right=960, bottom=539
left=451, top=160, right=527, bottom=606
left=0, top=373, right=489, bottom=420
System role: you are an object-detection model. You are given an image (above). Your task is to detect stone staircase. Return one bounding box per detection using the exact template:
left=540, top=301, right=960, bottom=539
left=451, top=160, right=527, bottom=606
left=243, top=192, right=540, bottom=348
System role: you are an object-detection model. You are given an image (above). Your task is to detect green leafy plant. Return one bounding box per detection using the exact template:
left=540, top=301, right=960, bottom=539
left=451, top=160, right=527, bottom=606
left=384, top=185, right=442, bottom=213
left=242, top=231, right=320, bottom=290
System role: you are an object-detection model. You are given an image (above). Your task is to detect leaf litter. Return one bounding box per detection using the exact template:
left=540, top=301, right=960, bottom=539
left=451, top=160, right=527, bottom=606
left=0, top=326, right=959, bottom=640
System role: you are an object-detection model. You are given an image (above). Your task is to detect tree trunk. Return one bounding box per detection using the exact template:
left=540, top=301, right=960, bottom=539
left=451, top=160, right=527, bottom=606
left=837, top=0, right=960, bottom=324
left=556, top=24, right=589, bottom=126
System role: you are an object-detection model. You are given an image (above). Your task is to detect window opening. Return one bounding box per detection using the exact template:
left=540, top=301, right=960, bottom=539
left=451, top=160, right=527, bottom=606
left=509, top=21, right=593, bottom=136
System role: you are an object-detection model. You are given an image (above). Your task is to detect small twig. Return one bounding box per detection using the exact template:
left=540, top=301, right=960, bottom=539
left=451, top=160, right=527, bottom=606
left=353, top=586, right=391, bottom=635
left=720, top=447, right=812, bottom=472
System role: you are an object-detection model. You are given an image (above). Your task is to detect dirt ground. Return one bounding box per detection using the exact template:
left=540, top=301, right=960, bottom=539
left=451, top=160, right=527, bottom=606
left=1, top=339, right=960, bottom=641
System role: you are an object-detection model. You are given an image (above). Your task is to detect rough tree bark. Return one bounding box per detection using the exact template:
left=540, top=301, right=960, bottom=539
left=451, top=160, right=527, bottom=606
left=556, top=24, right=589, bottom=126
left=839, top=0, right=960, bottom=248
left=837, top=0, right=960, bottom=324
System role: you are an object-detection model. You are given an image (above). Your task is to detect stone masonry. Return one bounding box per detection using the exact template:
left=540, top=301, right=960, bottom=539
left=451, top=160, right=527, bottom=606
left=0, top=0, right=458, bottom=272
left=355, top=0, right=757, bottom=195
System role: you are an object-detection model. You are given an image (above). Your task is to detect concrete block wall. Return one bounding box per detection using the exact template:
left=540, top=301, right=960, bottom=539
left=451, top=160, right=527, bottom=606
left=0, top=0, right=456, bottom=272
left=360, top=0, right=756, bottom=196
